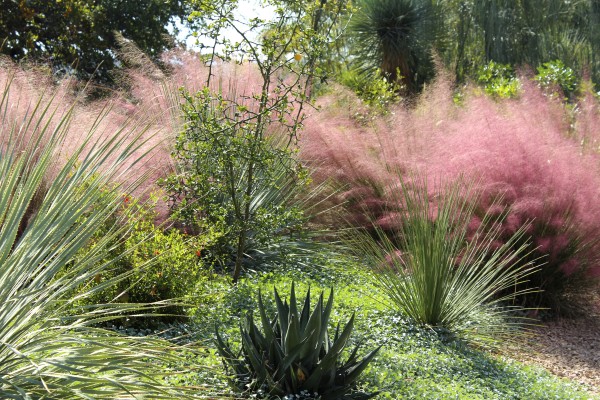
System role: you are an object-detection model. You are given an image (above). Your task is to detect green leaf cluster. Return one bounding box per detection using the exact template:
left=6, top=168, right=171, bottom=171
left=447, top=0, right=600, bottom=85
left=476, top=61, right=521, bottom=99
left=535, top=60, right=579, bottom=100
left=339, top=68, right=400, bottom=113
left=215, top=284, right=379, bottom=399
left=74, top=195, right=219, bottom=313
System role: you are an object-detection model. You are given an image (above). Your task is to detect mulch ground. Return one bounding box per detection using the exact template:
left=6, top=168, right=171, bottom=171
left=505, top=294, right=600, bottom=395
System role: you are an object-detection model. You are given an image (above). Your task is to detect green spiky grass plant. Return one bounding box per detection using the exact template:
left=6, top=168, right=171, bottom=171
left=0, top=77, right=194, bottom=398
left=353, top=176, right=538, bottom=342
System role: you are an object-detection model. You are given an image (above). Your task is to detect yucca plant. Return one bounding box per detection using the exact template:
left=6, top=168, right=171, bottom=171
left=353, top=176, right=538, bottom=342
left=215, top=284, right=379, bottom=399
left=348, top=0, right=441, bottom=94
left=0, top=75, right=194, bottom=398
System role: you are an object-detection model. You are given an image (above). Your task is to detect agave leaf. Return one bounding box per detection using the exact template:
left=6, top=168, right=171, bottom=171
left=284, top=313, right=302, bottom=355
left=215, top=326, right=237, bottom=361
left=274, top=287, right=289, bottom=342
left=303, top=314, right=355, bottom=390
left=289, top=361, right=299, bottom=393
left=247, top=312, right=269, bottom=352
left=258, top=290, right=275, bottom=344
left=272, top=341, right=294, bottom=383
left=278, top=336, right=310, bottom=377
left=300, top=286, right=311, bottom=328
left=342, top=346, right=381, bottom=384
left=240, top=330, right=267, bottom=384
left=289, top=282, right=299, bottom=326
left=343, top=341, right=362, bottom=366
left=303, top=293, right=324, bottom=366
left=320, top=290, right=334, bottom=354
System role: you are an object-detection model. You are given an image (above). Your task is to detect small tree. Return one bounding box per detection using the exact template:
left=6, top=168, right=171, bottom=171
left=164, top=0, right=345, bottom=282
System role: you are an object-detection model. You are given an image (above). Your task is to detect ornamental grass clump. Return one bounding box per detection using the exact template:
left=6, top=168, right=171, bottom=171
left=425, top=84, right=600, bottom=311
left=215, top=284, right=379, bottom=399
left=301, top=77, right=600, bottom=313
left=353, top=176, right=537, bottom=341
left=0, top=73, right=194, bottom=398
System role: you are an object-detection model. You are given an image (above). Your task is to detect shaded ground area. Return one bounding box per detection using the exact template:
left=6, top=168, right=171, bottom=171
left=507, top=295, right=600, bottom=395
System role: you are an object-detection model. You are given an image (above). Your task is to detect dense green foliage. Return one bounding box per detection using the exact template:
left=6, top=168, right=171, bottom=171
left=535, top=59, right=579, bottom=100
left=0, top=0, right=189, bottom=83
left=342, top=0, right=600, bottom=93
left=447, top=0, right=600, bottom=84
left=338, top=68, right=400, bottom=112
left=476, top=61, right=520, bottom=98
left=216, top=284, right=379, bottom=398
left=162, top=88, right=310, bottom=280
left=75, top=196, right=213, bottom=312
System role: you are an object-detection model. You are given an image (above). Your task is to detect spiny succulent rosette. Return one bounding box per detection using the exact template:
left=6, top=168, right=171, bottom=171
left=215, top=284, right=379, bottom=399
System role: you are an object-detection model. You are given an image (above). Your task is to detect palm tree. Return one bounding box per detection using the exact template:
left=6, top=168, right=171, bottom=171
left=0, top=75, right=193, bottom=398
left=348, top=0, right=441, bottom=94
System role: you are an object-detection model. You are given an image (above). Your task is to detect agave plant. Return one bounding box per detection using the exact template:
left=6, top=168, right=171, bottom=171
left=215, top=284, right=379, bottom=399
left=353, top=176, right=538, bottom=341
left=0, top=75, right=193, bottom=398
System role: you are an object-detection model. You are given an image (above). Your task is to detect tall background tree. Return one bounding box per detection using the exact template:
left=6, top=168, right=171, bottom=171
left=0, top=0, right=190, bottom=84
left=449, top=0, right=600, bottom=84
left=344, top=0, right=600, bottom=92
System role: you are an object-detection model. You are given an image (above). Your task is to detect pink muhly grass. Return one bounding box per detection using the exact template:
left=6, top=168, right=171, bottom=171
left=299, top=85, right=414, bottom=230
left=423, top=82, right=600, bottom=309
left=0, top=50, right=290, bottom=222
left=0, top=58, right=175, bottom=216
left=299, top=73, right=600, bottom=311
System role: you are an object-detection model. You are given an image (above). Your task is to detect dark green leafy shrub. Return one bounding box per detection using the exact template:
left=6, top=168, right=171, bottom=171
left=161, top=88, right=311, bottom=280
left=215, top=284, right=379, bottom=399
left=74, top=195, right=214, bottom=314
left=123, top=201, right=209, bottom=304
